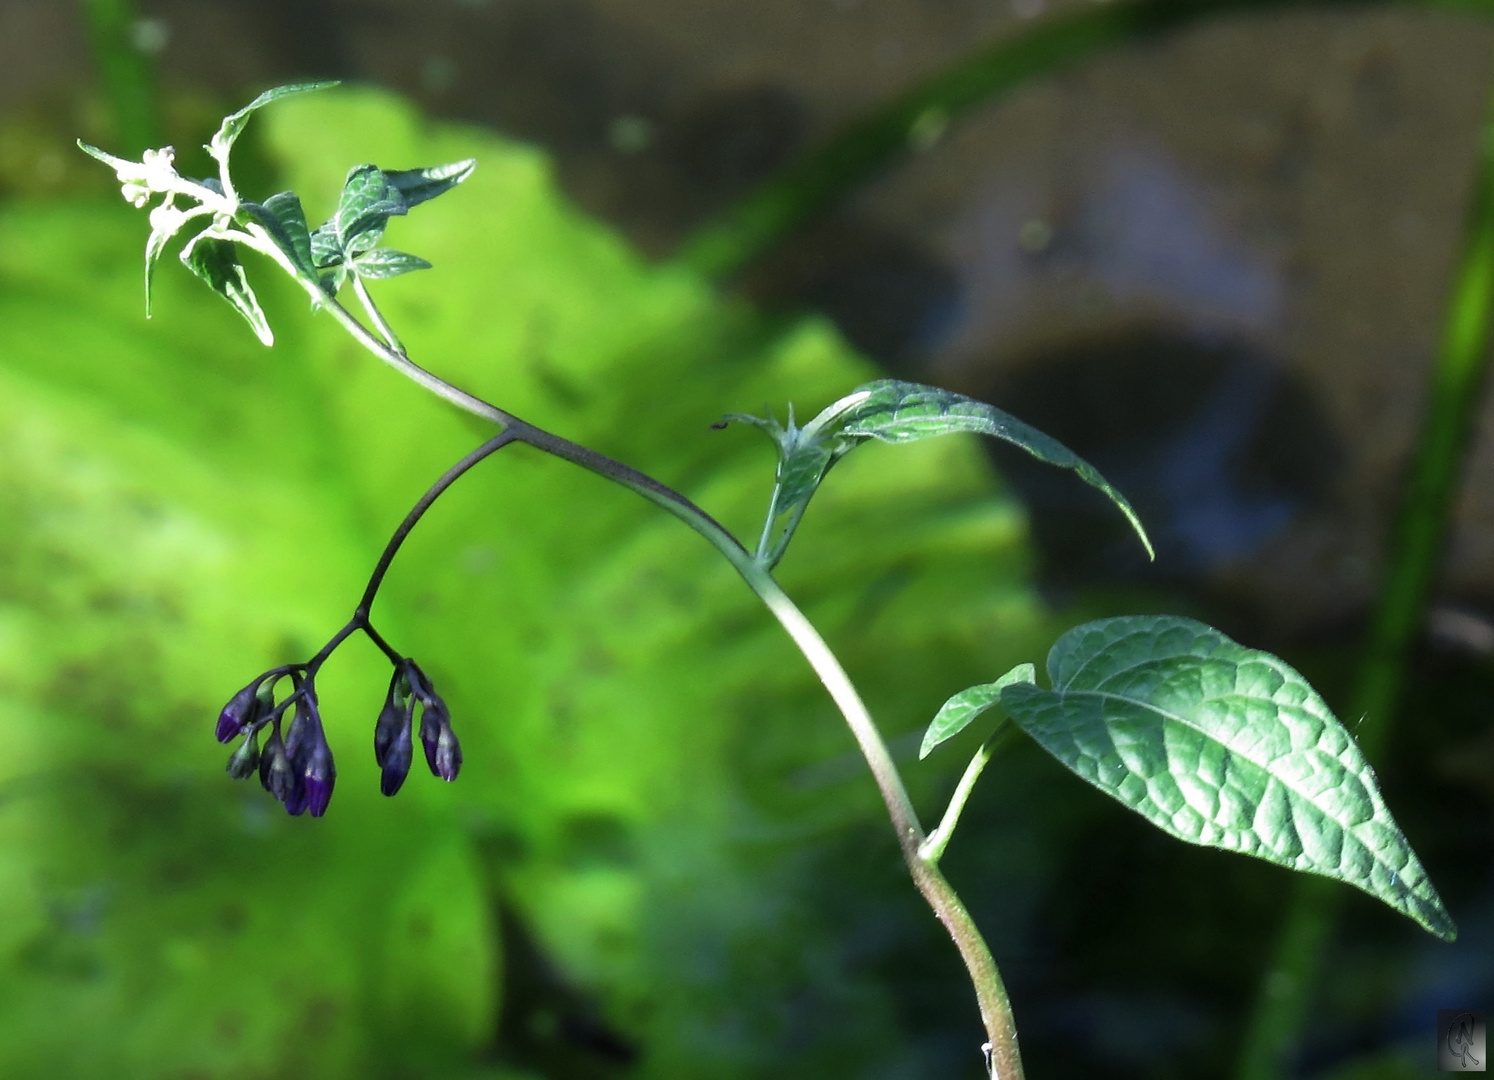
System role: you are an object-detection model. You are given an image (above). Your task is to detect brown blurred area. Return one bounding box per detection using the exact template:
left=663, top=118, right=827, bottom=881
left=7, top=0, right=1494, bottom=644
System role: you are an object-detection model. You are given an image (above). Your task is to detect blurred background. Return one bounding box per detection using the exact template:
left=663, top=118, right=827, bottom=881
left=0, top=0, right=1491, bottom=1077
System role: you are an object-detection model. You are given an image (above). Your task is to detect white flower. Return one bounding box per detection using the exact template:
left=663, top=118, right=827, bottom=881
left=78, top=141, right=181, bottom=208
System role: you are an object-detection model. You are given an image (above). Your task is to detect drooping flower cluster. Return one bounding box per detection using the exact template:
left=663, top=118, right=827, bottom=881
left=375, top=660, right=462, bottom=795
left=215, top=655, right=460, bottom=817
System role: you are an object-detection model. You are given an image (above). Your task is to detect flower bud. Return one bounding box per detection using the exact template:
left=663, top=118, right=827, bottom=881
left=289, top=687, right=336, bottom=818
left=374, top=668, right=412, bottom=769
left=216, top=679, right=266, bottom=743
left=225, top=729, right=260, bottom=779
left=380, top=717, right=414, bottom=797
left=419, top=698, right=462, bottom=782
left=258, top=724, right=305, bottom=813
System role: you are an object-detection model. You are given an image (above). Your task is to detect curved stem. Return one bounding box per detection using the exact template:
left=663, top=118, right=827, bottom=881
left=356, top=431, right=518, bottom=615
left=272, top=258, right=1022, bottom=1077
left=921, top=722, right=1020, bottom=865
left=746, top=565, right=1024, bottom=1079
left=352, top=275, right=407, bottom=355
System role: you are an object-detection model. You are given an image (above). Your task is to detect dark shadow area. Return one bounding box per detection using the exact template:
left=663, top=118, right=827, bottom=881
left=978, top=329, right=1342, bottom=593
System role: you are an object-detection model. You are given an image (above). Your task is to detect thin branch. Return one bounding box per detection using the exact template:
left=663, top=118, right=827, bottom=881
left=920, top=722, right=1018, bottom=865
left=356, top=431, right=518, bottom=615
left=351, top=274, right=407, bottom=355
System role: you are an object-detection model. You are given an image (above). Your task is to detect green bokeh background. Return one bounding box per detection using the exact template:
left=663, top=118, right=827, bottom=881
left=0, top=87, right=1064, bottom=1078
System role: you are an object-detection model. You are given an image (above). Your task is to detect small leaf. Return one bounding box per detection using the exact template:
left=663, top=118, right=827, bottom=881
left=352, top=248, right=433, bottom=280
left=384, top=159, right=477, bottom=209
left=178, top=234, right=274, bottom=346
left=920, top=663, right=1035, bottom=760
left=209, top=81, right=340, bottom=164
left=334, top=164, right=406, bottom=256
left=836, top=380, right=1153, bottom=560
left=238, top=192, right=316, bottom=279
left=310, top=224, right=343, bottom=270
left=1000, top=615, right=1457, bottom=941
left=143, top=203, right=208, bottom=316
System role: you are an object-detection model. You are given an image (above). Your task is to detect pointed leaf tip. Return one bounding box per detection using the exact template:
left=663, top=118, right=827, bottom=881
left=1000, top=614, right=1457, bottom=940
left=210, top=81, right=341, bottom=162
left=179, top=234, right=275, bottom=346
left=836, top=380, right=1155, bottom=561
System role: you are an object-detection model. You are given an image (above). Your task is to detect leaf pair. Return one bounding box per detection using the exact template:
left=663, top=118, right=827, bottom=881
left=921, top=614, right=1457, bottom=942
left=727, top=379, right=1154, bottom=567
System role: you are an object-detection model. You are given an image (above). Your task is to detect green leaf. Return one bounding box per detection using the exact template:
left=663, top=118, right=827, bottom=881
left=836, top=379, right=1154, bottom=559
left=310, top=223, right=343, bottom=269
left=207, top=81, right=339, bottom=165
left=384, top=159, right=477, bottom=208
left=237, top=191, right=316, bottom=279
left=1000, top=615, right=1456, bottom=941
left=920, top=662, right=1035, bottom=759
left=333, top=163, right=406, bottom=256
left=178, top=233, right=274, bottom=345
left=352, top=247, right=432, bottom=280
left=143, top=205, right=209, bottom=316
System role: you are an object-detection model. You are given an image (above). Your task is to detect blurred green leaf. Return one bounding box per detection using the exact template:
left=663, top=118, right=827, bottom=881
left=0, top=86, right=1055, bottom=1077
left=1000, top=615, right=1456, bottom=940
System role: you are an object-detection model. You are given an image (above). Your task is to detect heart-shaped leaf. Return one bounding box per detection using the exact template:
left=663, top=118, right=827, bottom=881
left=1000, top=615, right=1456, bottom=940
left=178, top=233, right=273, bottom=345
left=920, top=663, right=1035, bottom=759
left=836, top=379, right=1153, bottom=559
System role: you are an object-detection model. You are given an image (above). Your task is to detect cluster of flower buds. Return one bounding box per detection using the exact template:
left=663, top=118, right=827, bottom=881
left=374, top=659, right=462, bottom=796
left=215, top=654, right=461, bottom=816
left=216, top=668, right=336, bottom=817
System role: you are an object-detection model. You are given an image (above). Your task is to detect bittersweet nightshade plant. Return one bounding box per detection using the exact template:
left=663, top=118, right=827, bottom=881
left=81, top=82, right=1457, bottom=1079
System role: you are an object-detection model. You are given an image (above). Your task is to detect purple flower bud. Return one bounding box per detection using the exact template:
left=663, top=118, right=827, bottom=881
left=290, top=688, right=336, bottom=818
left=380, top=717, right=413, bottom=797
left=216, top=680, right=262, bottom=743
left=258, top=724, right=305, bottom=812
left=374, top=668, right=412, bottom=769
left=225, top=729, right=260, bottom=779
left=419, top=698, right=462, bottom=782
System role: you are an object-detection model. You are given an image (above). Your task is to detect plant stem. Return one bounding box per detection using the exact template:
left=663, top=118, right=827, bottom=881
left=290, top=266, right=1024, bottom=1078
left=921, top=722, right=1020, bottom=865
left=356, top=431, right=517, bottom=615
left=1233, top=59, right=1494, bottom=1080
left=746, top=565, right=1024, bottom=1080
left=352, top=275, right=408, bottom=355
